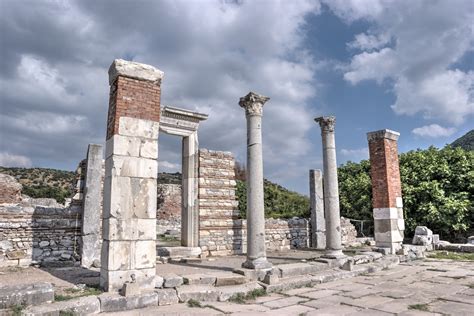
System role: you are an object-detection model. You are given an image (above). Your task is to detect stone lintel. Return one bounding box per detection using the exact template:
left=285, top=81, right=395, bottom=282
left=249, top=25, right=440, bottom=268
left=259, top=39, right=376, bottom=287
left=162, top=106, right=208, bottom=121
left=367, top=129, right=400, bottom=141
left=109, top=59, right=164, bottom=85
left=239, top=91, right=270, bottom=116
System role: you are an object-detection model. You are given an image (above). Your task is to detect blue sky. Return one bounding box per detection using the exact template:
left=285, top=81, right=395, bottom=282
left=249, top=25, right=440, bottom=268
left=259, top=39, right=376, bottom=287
left=0, top=0, right=473, bottom=194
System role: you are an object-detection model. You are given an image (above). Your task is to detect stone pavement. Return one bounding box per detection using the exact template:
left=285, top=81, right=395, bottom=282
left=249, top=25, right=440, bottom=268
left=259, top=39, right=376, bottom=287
left=103, top=258, right=474, bottom=315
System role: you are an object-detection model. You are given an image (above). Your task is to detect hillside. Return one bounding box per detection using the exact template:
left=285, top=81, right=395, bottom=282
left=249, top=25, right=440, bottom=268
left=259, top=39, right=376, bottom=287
left=451, top=130, right=474, bottom=151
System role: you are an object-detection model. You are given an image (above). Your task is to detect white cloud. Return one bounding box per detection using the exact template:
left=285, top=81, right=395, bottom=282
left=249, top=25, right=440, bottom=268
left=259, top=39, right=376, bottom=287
left=326, top=0, right=474, bottom=125
left=412, top=124, right=456, bottom=138
left=0, top=153, right=33, bottom=168
left=340, top=147, right=369, bottom=161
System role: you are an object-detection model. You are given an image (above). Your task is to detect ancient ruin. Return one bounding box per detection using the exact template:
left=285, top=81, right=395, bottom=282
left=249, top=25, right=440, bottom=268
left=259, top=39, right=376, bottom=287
left=1, top=59, right=473, bottom=315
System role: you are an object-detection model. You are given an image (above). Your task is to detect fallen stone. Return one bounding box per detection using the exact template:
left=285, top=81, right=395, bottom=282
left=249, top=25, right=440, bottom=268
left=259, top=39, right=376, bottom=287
left=155, top=289, right=179, bottom=306
left=467, top=236, right=474, bottom=245
left=157, top=247, right=201, bottom=259
left=0, top=282, right=54, bottom=309
left=121, top=282, right=140, bottom=297
left=155, top=275, right=164, bottom=288
left=23, top=295, right=100, bottom=315
left=176, top=285, right=219, bottom=302
left=414, top=226, right=433, bottom=236
left=163, top=274, right=183, bottom=288
left=98, top=292, right=158, bottom=313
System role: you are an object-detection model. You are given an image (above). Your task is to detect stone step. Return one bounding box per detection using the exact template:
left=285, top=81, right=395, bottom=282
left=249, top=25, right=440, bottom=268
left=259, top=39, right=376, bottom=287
left=98, top=292, right=158, bottom=313
left=176, top=285, right=219, bottom=302
left=277, top=262, right=328, bottom=278
left=22, top=295, right=100, bottom=316
left=182, top=273, right=217, bottom=285
left=215, top=273, right=248, bottom=286
left=0, top=282, right=54, bottom=309
left=218, top=282, right=264, bottom=302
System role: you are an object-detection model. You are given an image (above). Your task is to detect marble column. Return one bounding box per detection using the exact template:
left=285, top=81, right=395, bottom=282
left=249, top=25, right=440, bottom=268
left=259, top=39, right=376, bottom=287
left=181, top=131, right=199, bottom=247
left=239, top=92, right=272, bottom=270
left=310, top=169, right=326, bottom=249
left=315, top=116, right=344, bottom=258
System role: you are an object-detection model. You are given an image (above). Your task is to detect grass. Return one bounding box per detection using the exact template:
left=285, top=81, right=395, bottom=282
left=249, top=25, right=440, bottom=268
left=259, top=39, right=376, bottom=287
left=55, top=286, right=102, bottom=301
left=228, top=288, right=267, bottom=304
left=426, top=251, right=474, bottom=261
left=408, top=304, right=430, bottom=312
left=187, top=299, right=226, bottom=313
left=157, top=235, right=180, bottom=242
left=11, top=304, right=25, bottom=316
left=59, top=311, right=75, bottom=316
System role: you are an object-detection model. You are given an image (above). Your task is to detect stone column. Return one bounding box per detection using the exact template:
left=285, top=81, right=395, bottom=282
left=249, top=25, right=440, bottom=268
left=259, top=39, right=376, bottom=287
left=315, top=116, right=344, bottom=258
left=239, top=92, right=272, bottom=270
left=181, top=131, right=199, bottom=247
left=309, top=169, right=326, bottom=249
left=81, top=144, right=104, bottom=268
left=367, top=129, right=404, bottom=254
left=101, top=59, right=163, bottom=292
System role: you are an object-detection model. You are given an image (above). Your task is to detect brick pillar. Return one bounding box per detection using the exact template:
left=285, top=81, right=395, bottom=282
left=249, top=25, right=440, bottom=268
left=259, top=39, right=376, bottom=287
left=367, top=129, right=405, bottom=254
left=100, top=59, right=163, bottom=292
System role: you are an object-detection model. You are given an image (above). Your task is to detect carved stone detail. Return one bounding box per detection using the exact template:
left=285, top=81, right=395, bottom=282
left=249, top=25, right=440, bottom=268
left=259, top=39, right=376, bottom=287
left=239, top=92, right=270, bottom=116
left=315, top=116, right=336, bottom=133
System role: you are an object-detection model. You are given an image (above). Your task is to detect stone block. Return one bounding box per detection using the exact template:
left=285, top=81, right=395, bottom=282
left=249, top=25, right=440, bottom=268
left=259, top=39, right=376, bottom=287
left=109, top=59, right=164, bottom=85
left=101, top=268, right=155, bottom=292
left=0, top=283, right=54, bottom=309
left=155, top=289, right=179, bottom=306
left=373, top=207, right=399, bottom=220
left=98, top=292, right=158, bottom=313
left=106, top=135, right=141, bottom=158
left=182, top=274, right=217, bottom=285
left=106, top=155, right=158, bottom=179
left=101, top=240, right=132, bottom=271
left=157, top=247, right=201, bottom=258
left=23, top=295, right=100, bottom=316
left=103, top=176, right=157, bottom=219
left=118, top=117, right=160, bottom=140
left=103, top=218, right=156, bottom=241
left=414, top=226, right=433, bottom=236
left=155, top=276, right=164, bottom=288
left=140, top=139, right=158, bottom=159
left=121, top=282, right=140, bottom=297
left=176, top=285, right=219, bottom=302
left=412, top=234, right=433, bottom=246
left=277, top=262, right=326, bottom=278
left=163, top=274, right=183, bottom=288
left=215, top=274, right=247, bottom=286
left=133, top=240, right=156, bottom=269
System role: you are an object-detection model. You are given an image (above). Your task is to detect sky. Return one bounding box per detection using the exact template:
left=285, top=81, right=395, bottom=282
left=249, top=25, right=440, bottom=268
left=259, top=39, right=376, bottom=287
left=0, top=0, right=473, bottom=195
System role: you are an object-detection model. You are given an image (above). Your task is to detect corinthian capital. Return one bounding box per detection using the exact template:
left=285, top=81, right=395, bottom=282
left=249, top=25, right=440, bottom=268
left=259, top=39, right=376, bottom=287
left=239, top=92, right=270, bottom=116
left=315, top=116, right=336, bottom=133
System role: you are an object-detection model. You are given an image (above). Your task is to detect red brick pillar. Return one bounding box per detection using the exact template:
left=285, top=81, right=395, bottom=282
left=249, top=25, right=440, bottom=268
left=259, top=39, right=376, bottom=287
left=101, top=59, right=163, bottom=292
left=367, top=129, right=404, bottom=254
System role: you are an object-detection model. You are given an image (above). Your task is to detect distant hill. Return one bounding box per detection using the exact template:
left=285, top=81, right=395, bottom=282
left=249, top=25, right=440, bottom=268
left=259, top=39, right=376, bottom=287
left=451, top=130, right=474, bottom=151
left=0, top=167, right=76, bottom=203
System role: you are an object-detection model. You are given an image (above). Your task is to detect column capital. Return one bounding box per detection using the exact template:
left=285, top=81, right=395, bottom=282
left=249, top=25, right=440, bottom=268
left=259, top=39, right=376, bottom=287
left=108, top=59, right=164, bottom=85
left=315, top=116, right=336, bottom=133
left=239, top=92, right=270, bottom=116
left=367, top=129, right=400, bottom=142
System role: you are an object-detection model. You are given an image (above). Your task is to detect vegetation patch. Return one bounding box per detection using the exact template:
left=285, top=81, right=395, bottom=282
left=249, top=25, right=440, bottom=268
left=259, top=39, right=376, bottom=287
left=186, top=299, right=226, bottom=313
left=427, top=251, right=474, bottom=261
left=55, top=286, right=102, bottom=301
left=11, top=304, right=25, bottom=316
left=408, top=304, right=430, bottom=312
left=228, top=288, right=267, bottom=304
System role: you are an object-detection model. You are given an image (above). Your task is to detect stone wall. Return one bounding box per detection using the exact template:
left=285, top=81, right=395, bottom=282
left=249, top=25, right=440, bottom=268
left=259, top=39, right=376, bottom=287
left=157, top=184, right=181, bottom=220
left=0, top=202, right=81, bottom=267
left=0, top=174, right=22, bottom=204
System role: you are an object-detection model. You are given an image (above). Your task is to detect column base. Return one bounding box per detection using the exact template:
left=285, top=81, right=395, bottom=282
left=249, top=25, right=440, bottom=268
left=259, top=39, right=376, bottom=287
left=321, top=249, right=346, bottom=259
left=242, top=257, right=273, bottom=270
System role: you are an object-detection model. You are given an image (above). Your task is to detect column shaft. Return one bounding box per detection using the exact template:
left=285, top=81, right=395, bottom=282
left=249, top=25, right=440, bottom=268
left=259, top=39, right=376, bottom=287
left=310, top=169, right=325, bottom=249
left=182, top=132, right=199, bottom=247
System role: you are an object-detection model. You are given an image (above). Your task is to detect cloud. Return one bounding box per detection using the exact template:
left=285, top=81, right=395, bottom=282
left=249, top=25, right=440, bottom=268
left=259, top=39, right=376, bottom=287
left=325, top=0, right=474, bottom=125
left=412, top=124, right=456, bottom=138
left=0, top=153, right=33, bottom=168
left=340, top=147, right=369, bottom=161
left=0, top=0, right=321, bottom=192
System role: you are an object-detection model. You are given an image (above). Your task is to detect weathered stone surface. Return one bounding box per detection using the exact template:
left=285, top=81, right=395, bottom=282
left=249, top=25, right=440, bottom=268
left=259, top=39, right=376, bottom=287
left=0, top=173, right=22, bottom=204
left=109, top=59, right=164, bottom=85
left=309, top=169, right=326, bottom=249
left=98, top=292, right=158, bottom=313
left=23, top=295, right=100, bottom=316
left=154, top=275, right=164, bottom=289
left=177, top=285, right=219, bottom=302
left=468, top=236, right=474, bottom=245
left=0, top=283, right=54, bottom=309
left=163, top=274, right=184, bottom=288
left=155, top=288, right=179, bottom=306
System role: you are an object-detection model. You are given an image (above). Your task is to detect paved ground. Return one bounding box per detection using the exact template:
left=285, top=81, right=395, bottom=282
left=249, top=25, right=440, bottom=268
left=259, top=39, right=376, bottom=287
left=105, top=258, right=474, bottom=315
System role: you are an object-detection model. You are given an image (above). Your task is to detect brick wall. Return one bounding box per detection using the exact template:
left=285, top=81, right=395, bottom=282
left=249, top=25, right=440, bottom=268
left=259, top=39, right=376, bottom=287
left=106, top=76, right=161, bottom=140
